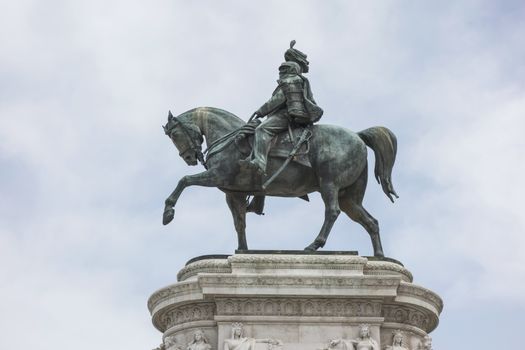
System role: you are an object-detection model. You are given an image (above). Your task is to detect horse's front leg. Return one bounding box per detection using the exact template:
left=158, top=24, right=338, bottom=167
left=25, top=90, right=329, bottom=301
left=163, top=170, right=219, bottom=225
left=225, top=193, right=248, bottom=250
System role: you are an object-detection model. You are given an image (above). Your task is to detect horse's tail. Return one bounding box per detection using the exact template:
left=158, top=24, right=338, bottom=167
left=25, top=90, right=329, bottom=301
left=358, top=127, right=399, bottom=202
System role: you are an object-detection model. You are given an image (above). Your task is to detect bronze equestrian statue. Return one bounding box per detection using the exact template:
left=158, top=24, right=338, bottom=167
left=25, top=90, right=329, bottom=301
left=161, top=41, right=398, bottom=256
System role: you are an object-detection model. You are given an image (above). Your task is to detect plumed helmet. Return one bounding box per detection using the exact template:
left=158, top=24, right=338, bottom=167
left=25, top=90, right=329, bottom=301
left=278, top=61, right=301, bottom=75
left=284, top=40, right=309, bottom=73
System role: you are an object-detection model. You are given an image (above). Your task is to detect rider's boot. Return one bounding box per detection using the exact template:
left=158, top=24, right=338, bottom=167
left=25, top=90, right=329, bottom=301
left=239, top=158, right=266, bottom=176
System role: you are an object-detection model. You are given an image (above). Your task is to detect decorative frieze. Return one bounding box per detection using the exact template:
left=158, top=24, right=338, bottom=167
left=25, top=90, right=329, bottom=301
left=198, top=275, right=400, bottom=288
left=382, top=305, right=437, bottom=332
left=215, top=298, right=382, bottom=317
left=159, top=303, right=216, bottom=331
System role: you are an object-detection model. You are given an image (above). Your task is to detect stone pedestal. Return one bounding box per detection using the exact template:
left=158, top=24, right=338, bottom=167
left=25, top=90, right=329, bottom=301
left=148, top=252, right=442, bottom=350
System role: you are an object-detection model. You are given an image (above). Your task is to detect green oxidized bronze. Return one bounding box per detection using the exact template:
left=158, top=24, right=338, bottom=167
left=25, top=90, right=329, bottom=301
left=162, top=40, right=398, bottom=256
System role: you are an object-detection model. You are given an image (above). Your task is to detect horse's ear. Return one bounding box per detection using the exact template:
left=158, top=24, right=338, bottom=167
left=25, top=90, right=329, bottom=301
left=168, top=110, right=174, bottom=120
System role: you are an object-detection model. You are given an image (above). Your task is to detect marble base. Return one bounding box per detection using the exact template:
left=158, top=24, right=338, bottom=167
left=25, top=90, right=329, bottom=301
left=148, top=253, right=442, bottom=350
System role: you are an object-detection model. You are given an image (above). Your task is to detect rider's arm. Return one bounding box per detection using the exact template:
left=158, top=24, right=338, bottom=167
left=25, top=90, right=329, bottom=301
left=256, top=88, right=286, bottom=117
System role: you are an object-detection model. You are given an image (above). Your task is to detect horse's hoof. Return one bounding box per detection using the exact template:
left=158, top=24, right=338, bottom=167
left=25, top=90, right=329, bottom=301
left=304, top=242, right=320, bottom=251
left=163, top=209, right=175, bottom=225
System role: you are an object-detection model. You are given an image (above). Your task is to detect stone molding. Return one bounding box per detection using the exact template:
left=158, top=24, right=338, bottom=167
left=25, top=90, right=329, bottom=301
left=214, top=316, right=385, bottom=324
left=156, top=302, right=216, bottom=332
left=148, top=281, right=201, bottom=313
left=363, top=261, right=413, bottom=282
left=381, top=322, right=428, bottom=337
left=176, top=255, right=412, bottom=283
left=229, top=254, right=367, bottom=267
left=166, top=320, right=218, bottom=335
left=198, top=275, right=400, bottom=289
left=178, top=259, right=232, bottom=282
left=397, top=282, right=443, bottom=314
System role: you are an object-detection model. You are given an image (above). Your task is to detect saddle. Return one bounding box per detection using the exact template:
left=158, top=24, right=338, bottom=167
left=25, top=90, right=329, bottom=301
left=235, top=120, right=312, bottom=168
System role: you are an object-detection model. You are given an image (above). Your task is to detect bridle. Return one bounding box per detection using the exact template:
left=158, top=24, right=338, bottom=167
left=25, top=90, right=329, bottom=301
left=165, top=117, right=207, bottom=168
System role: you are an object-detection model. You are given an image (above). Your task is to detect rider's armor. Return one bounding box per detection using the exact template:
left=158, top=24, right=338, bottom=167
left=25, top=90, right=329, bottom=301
left=280, top=74, right=307, bottom=121
left=241, top=43, right=323, bottom=178
left=244, top=41, right=319, bottom=213
left=255, top=61, right=310, bottom=123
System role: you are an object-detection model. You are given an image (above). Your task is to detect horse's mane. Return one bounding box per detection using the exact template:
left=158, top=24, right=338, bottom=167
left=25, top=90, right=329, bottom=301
left=178, top=107, right=245, bottom=128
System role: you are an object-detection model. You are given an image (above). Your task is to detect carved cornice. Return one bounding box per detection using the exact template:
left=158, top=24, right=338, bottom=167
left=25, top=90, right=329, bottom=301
left=198, top=275, right=400, bottom=289
left=177, top=259, right=232, bottom=282
left=149, top=274, right=403, bottom=316
left=148, top=281, right=201, bottom=313
left=363, top=261, right=413, bottom=282
left=229, top=254, right=367, bottom=270
left=216, top=297, right=382, bottom=317
left=397, top=282, right=443, bottom=314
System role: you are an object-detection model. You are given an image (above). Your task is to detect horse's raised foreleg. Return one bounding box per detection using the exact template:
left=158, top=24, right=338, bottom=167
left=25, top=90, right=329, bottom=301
left=305, top=184, right=341, bottom=251
left=163, top=170, right=219, bottom=225
left=226, top=193, right=249, bottom=250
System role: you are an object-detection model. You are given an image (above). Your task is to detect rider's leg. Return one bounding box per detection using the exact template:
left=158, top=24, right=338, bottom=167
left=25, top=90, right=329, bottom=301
left=251, top=113, right=289, bottom=172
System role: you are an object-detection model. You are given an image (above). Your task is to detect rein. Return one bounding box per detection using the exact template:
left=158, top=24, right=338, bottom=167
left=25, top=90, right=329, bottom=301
left=167, top=114, right=258, bottom=168
left=204, top=119, right=261, bottom=162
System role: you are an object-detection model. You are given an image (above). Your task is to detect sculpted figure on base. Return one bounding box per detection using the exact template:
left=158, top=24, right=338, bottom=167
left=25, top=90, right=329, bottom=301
left=188, top=330, right=212, bottom=350
left=153, top=336, right=182, bottom=350
left=329, top=324, right=379, bottom=350
left=417, top=335, right=432, bottom=350
left=223, top=323, right=282, bottom=350
left=384, top=330, right=409, bottom=350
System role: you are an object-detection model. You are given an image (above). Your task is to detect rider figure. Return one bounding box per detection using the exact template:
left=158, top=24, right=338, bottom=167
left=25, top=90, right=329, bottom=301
left=240, top=40, right=322, bottom=175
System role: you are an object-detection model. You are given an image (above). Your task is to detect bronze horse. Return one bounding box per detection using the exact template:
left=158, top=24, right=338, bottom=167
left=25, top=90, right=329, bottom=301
left=162, top=107, right=398, bottom=256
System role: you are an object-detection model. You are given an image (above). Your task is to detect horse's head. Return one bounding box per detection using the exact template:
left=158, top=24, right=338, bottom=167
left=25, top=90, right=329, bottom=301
left=163, top=111, right=204, bottom=166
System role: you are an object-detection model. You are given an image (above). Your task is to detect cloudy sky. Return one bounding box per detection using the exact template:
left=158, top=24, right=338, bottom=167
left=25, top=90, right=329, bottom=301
left=1, top=1, right=524, bottom=349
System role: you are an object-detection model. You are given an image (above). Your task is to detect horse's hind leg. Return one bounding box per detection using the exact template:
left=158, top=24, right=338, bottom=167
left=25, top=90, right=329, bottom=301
left=226, top=193, right=249, bottom=250
left=339, top=167, right=385, bottom=257
left=304, top=184, right=341, bottom=251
